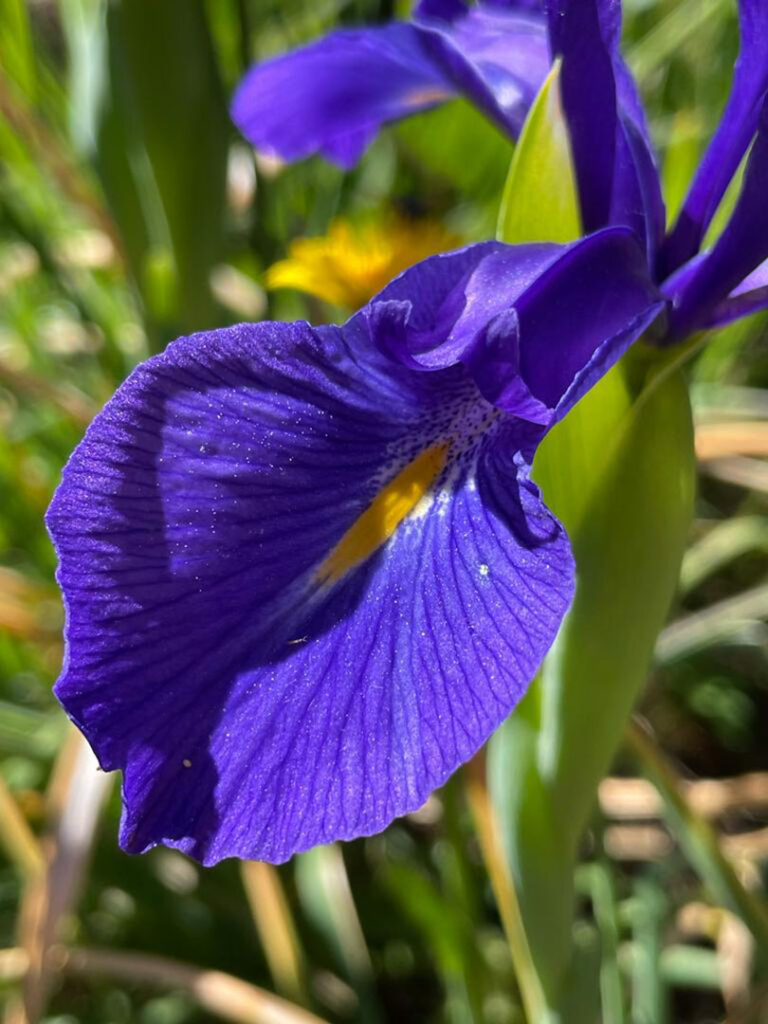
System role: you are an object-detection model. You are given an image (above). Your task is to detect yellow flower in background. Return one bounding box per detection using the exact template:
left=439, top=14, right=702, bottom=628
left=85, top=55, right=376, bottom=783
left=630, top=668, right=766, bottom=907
left=266, top=215, right=461, bottom=309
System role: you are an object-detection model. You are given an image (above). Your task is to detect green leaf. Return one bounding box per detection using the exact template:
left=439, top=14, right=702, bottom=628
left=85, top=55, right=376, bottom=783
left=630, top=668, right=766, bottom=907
left=535, top=362, right=695, bottom=836
left=295, top=845, right=383, bottom=1022
left=497, top=60, right=582, bottom=245
left=0, top=0, right=36, bottom=99
left=660, top=113, right=703, bottom=230
left=58, top=0, right=107, bottom=155
left=85, top=0, right=230, bottom=344
left=627, top=879, right=669, bottom=1024
left=396, top=98, right=515, bottom=239
left=658, top=946, right=721, bottom=991
left=488, top=359, right=695, bottom=1019
left=626, top=0, right=730, bottom=86
left=397, top=98, right=513, bottom=202
left=582, top=863, right=626, bottom=1024
left=679, top=515, right=768, bottom=595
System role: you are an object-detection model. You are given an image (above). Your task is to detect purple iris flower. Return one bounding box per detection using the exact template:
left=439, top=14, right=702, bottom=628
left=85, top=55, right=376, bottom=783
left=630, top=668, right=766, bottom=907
left=48, top=231, right=661, bottom=864
left=232, top=0, right=768, bottom=336
left=48, top=0, right=768, bottom=865
left=231, top=1, right=551, bottom=169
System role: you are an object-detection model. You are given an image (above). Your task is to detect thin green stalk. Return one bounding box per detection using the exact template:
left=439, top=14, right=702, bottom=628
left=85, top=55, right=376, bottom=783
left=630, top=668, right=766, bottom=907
left=240, top=861, right=307, bottom=1006
left=586, top=863, right=626, bottom=1024
left=294, top=844, right=382, bottom=1023
left=466, top=756, right=553, bottom=1024
left=629, top=879, right=668, bottom=1024
left=0, top=776, right=43, bottom=879
left=441, top=776, right=488, bottom=1024
left=627, top=0, right=730, bottom=84
left=627, top=722, right=768, bottom=958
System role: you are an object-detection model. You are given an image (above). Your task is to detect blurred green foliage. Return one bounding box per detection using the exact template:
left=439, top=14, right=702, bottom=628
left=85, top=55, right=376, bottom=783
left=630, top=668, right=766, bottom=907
left=0, top=1, right=767, bottom=1022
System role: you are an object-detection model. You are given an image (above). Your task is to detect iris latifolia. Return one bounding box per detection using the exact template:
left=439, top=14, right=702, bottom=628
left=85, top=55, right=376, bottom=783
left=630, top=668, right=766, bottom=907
left=48, top=0, right=768, bottom=864
left=48, top=232, right=659, bottom=863
left=233, top=0, right=768, bottom=335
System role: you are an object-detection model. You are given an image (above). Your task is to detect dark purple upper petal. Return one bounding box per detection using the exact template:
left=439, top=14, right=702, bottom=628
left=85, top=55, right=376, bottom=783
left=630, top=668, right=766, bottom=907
left=47, top=238, right=660, bottom=864
left=414, top=0, right=469, bottom=16
left=499, top=228, right=663, bottom=419
left=610, top=116, right=666, bottom=264
left=666, top=99, right=768, bottom=337
left=416, top=4, right=550, bottom=138
left=547, top=0, right=664, bottom=259
left=367, top=227, right=662, bottom=426
left=231, top=7, right=549, bottom=168
left=660, top=0, right=768, bottom=276
left=548, top=0, right=617, bottom=231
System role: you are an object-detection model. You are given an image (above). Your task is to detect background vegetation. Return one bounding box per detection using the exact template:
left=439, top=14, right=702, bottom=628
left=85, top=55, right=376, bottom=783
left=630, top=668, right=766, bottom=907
left=0, top=0, right=766, bottom=1021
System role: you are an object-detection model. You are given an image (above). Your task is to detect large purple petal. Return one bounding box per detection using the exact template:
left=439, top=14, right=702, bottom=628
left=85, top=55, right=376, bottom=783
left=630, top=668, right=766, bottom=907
left=230, top=24, right=454, bottom=169
left=667, top=99, right=768, bottom=337
left=231, top=7, right=549, bottom=168
left=660, top=0, right=768, bottom=276
left=47, top=322, right=570, bottom=864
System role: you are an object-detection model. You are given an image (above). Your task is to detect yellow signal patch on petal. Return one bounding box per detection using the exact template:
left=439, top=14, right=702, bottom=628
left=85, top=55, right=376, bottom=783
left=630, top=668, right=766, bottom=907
left=316, top=442, right=449, bottom=585
left=266, top=215, right=461, bottom=310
